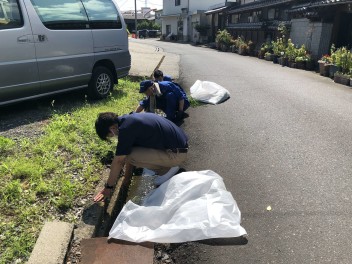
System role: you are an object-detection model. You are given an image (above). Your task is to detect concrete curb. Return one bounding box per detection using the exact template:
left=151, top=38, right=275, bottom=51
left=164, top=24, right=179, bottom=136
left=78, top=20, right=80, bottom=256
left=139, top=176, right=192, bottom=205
left=27, top=221, right=74, bottom=264
left=27, top=172, right=133, bottom=264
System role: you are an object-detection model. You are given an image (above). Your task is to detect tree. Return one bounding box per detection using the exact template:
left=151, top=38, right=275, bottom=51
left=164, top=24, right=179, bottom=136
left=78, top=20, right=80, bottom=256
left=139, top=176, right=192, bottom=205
left=137, top=20, right=161, bottom=30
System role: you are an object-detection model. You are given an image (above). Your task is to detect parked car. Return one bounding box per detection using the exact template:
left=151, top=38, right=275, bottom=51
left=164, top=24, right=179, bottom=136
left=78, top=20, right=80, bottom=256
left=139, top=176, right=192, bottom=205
left=137, top=29, right=149, bottom=38
left=148, top=30, right=161, bottom=38
left=0, top=0, right=131, bottom=106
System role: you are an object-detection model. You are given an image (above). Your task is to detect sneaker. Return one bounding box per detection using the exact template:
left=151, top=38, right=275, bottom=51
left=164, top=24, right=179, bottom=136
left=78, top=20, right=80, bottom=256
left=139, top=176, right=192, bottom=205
left=154, top=166, right=180, bottom=186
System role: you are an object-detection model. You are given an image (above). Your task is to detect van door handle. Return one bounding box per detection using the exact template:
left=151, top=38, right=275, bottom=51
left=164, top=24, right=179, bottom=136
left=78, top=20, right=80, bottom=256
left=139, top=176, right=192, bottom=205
left=17, top=35, right=30, bottom=43
left=38, top=34, right=47, bottom=42
left=33, top=34, right=47, bottom=42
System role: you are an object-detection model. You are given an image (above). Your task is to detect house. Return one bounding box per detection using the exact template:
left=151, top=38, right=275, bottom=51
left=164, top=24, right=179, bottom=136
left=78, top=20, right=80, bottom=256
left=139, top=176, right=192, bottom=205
left=121, top=9, right=145, bottom=33
left=122, top=7, right=154, bottom=33
left=288, top=0, right=352, bottom=58
left=161, top=0, right=234, bottom=42
left=226, top=0, right=352, bottom=58
left=226, top=0, right=293, bottom=52
left=205, top=1, right=239, bottom=42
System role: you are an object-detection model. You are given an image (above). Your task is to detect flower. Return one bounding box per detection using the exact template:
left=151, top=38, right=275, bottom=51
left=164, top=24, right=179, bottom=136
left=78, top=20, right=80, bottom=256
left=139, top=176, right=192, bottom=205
left=320, top=54, right=332, bottom=64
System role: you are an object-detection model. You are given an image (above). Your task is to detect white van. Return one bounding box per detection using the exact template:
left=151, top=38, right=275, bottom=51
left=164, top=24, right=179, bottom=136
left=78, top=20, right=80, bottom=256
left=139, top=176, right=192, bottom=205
left=0, top=0, right=131, bottom=105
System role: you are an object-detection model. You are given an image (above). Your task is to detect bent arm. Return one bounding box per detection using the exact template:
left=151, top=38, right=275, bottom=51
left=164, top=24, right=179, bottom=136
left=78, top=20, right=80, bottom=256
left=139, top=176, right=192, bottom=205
left=106, top=155, right=126, bottom=186
left=135, top=105, right=144, bottom=113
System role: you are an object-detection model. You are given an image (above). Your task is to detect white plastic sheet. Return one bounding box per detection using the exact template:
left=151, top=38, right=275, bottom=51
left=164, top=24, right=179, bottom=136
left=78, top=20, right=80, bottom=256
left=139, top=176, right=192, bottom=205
left=190, top=80, right=230, bottom=105
left=109, top=170, right=247, bottom=243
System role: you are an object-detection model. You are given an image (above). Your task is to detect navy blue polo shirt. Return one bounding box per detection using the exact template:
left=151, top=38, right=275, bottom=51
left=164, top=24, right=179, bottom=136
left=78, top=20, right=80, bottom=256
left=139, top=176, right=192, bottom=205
left=139, top=81, right=189, bottom=111
left=115, top=112, right=188, bottom=156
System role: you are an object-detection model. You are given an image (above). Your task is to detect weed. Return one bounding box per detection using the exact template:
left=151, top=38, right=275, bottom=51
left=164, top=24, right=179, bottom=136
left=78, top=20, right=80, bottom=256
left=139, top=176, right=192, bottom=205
left=0, top=136, right=15, bottom=157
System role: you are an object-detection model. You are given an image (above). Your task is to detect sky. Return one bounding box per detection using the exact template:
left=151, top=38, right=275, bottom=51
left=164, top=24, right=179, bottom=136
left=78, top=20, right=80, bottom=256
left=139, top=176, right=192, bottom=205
left=115, top=0, right=163, bottom=11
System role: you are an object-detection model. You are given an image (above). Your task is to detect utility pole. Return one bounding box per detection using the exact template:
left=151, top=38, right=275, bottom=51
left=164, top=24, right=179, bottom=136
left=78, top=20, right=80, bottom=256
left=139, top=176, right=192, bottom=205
left=134, top=0, right=137, bottom=37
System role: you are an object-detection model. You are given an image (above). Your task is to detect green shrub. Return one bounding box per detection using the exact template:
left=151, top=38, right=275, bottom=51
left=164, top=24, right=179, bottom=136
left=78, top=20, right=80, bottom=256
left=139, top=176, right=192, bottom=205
left=215, top=29, right=232, bottom=47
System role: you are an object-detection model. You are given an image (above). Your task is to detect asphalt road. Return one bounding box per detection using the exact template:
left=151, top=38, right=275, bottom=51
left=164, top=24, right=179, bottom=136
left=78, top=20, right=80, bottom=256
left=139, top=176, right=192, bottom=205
left=143, top=39, right=352, bottom=263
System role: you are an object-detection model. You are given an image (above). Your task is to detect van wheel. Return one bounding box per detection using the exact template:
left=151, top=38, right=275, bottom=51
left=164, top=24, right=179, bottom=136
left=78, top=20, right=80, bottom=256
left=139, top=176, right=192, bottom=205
left=88, top=66, right=113, bottom=99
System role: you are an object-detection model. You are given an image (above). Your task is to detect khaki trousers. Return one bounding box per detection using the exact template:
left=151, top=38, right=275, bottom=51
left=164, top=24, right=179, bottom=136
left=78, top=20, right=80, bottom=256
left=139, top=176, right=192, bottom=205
left=126, top=147, right=187, bottom=175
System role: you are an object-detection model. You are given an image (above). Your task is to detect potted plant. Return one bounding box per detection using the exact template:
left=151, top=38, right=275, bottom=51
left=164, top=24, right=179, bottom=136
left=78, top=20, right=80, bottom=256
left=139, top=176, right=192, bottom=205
left=295, top=56, right=306, bottom=69
left=258, top=46, right=266, bottom=59
left=258, top=42, right=271, bottom=59
left=318, top=54, right=332, bottom=76
left=247, top=40, right=255, bottom=56
left=285, top=39, right=297, bottom=68
left=334, top=72, right=351, bottom=86
left=294, top=44, right=309, bottom=70
left=265, top=52, right=274, bottom=61
left=305, top=54, right=315, bottom=71
left=239, top=43, right=248, bottom=55
left=215, top=29, right=232, bottom=52
left=329, top=44, right=341, bottom=78
left=333, top=47, right=351, bottom=85
left=272, top=37, right=286, bottom=64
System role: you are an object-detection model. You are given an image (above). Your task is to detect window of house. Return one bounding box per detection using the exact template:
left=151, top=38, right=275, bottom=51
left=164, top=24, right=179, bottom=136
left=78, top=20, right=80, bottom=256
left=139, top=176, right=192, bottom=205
left=166, top=24, right=171, bottom=35
left=0, top=0, right=24, bottom=30
left=253, top=10, right=261, bottom=22
left=268, top=8, right=279, bottom=20
left=267, top=8, right=275, bottom=20
left=175, top=0, right=180, bottom=6
left=274, top=8, right=279, bottom=19
left=231, top=14, right=240, bottom=23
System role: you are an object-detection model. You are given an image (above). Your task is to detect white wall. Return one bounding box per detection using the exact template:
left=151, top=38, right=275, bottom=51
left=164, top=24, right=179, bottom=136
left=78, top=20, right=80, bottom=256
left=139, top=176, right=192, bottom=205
left=163, top=0, right=226, bottom=15
left=163, top=0, right=188, bottom=15
left=162, top=0, right=222, bottom=42
left=162, top=16, right=178, bottom=35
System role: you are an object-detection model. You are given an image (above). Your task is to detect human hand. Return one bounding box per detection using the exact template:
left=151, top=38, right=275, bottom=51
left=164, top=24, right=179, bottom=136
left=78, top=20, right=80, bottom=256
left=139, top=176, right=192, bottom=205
left=93, top=188, right=112, bottom=203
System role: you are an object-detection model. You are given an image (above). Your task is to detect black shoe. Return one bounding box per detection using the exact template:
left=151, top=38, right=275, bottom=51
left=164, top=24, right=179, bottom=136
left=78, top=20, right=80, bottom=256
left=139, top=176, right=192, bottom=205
left=176, top=168, right=186, bottom=174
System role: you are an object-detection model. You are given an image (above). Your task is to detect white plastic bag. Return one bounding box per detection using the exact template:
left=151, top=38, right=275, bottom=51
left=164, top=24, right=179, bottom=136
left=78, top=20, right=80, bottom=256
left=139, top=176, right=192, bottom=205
left=109, top=170, right=247, bottom=243
left=190, top=80, right=230, bottom=104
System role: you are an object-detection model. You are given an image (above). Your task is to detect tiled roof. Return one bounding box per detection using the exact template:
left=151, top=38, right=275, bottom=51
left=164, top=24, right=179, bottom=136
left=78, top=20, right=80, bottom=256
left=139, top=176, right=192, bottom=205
left=228, top=0, right=294, bottom=14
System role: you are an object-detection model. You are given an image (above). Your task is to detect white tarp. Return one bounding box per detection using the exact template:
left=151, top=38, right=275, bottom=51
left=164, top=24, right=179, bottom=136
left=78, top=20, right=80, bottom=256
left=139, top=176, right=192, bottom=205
left=190, top=80, right=230, bottom=105
left=109, top=170, right=247, bottom=243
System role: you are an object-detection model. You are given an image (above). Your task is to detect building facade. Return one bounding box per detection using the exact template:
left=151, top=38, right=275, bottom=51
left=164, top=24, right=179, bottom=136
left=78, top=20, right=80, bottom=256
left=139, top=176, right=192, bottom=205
left=161, top=0, right=234, bottom=42
left=225, top=0, right=352, bottom=58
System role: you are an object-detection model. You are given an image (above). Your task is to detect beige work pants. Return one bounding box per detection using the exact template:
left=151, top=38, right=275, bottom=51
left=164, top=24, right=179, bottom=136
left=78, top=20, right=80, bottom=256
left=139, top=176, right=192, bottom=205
left=126, top=147, right=187, bottom=175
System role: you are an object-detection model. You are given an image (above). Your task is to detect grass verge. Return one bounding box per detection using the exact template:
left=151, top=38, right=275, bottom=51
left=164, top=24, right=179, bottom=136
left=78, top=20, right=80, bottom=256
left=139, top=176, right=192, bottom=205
left=0, top=77, right=144, bottom=263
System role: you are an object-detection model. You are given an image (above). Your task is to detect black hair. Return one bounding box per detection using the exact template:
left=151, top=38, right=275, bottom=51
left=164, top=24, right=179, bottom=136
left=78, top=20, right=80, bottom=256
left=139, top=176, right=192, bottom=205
left=95, top=112, right=119, bottom=140
left=153, top=69, right=164, bottom=79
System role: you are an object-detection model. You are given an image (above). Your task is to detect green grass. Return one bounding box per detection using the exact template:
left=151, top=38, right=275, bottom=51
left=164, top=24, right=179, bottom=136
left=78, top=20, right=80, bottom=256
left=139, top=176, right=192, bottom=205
left=0, top=77, right=200, bottom=263
left=0, top=77, right=145, bottom=263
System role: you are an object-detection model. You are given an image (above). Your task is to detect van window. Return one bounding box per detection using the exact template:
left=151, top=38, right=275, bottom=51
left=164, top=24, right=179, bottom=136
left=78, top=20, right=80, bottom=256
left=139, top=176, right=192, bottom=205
left=30, top=0, right=89, bottom=30
left=0, top=0, right=23, bottom=30
left=82, top=0, right=122, bottom=29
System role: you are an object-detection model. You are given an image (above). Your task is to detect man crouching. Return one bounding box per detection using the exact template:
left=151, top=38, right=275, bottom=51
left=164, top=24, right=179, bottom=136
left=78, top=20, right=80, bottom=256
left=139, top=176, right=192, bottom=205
left=93, top=112, right=189, bottom=202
